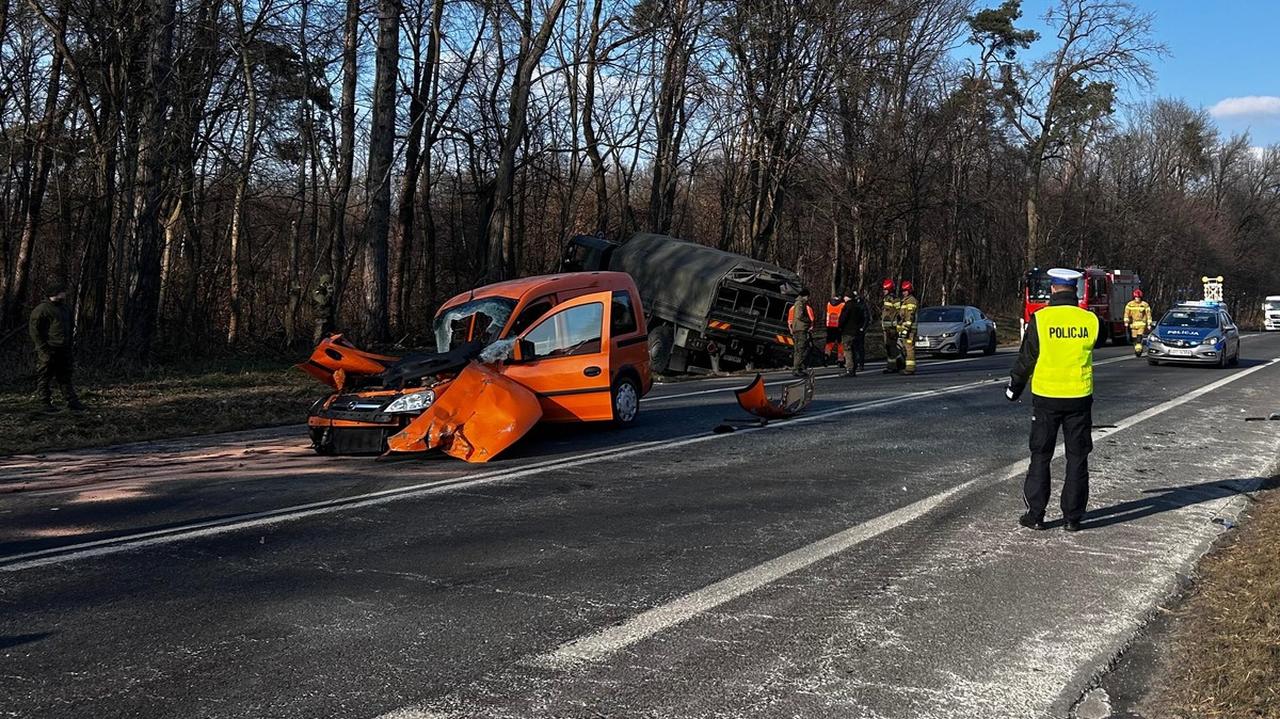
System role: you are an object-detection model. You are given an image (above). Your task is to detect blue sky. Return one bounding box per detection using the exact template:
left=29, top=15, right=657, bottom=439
left=1000, top=0, right=1280, bottom=145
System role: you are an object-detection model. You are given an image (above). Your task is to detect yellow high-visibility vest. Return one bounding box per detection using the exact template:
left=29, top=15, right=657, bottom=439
left=1031, top=305, right=1099, bottom=399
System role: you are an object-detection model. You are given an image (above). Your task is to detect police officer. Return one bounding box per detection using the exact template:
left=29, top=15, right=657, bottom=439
left=880, top=279, right=900, bottom=373
left=788, top=288, right=815, bottom=376
left=312, top=274, right=335, bottom=344
left=1123, top=289, right=1153, bottom=357
left=837, top=290, right=867, bottom=377
left=896, top=280, right=920, bottom=376
left=851, top=291, right=870, bottom=371
left=1006, top=268, right=1098, bottom=532
left=29, top=281, right=83, bottom=412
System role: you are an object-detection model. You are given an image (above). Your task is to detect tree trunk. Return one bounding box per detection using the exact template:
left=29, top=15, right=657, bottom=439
left=330, top=0, right=359, bottom=318
left=362, top=0, right=400, bottom=343
left=123, top=0, right=177, bottom=360
left=227, top=0, right=259, bottom=346
left=483, top=0, right=569, bottom=281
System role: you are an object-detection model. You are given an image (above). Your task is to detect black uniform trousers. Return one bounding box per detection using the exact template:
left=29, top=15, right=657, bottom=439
left=36, top=347, right=78, bottom=404
left=1024, top=401, right=1092, bottom=522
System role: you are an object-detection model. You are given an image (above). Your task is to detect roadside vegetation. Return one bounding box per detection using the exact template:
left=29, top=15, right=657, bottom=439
left=1147, top=479, right=1280, bottom=718
left=0, top=357, right=317, bottom=456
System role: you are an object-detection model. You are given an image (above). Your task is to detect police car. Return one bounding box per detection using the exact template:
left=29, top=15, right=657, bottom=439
left=1144, top=301, right=1241, bottom=367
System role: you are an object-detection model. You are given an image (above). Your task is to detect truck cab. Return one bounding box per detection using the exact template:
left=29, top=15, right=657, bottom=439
left=1264, top=295, right=1280, bottom=331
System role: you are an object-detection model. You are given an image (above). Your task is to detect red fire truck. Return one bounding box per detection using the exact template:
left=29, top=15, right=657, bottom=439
left=1022, top=266, right=1142, bottom=344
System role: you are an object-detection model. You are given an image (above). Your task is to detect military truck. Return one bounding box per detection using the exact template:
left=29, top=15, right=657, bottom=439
left=561, top=233, right=803, bottom=374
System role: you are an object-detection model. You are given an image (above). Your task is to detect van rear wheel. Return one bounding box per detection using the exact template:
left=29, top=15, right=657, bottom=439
left=612, top=377, right=640, bottom=425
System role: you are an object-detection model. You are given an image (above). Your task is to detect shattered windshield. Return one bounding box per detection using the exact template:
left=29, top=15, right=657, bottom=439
left=433, top=297, right=517, bottom=353
left=1160, top=310, right=1218, bottom=329
left=918, top=307, right=964, bottom=323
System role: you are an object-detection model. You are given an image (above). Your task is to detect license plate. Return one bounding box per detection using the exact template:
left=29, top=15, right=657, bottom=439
left=918, top=339, right=931, bottom=348
left=1168, top=348, right=1193, bottom=357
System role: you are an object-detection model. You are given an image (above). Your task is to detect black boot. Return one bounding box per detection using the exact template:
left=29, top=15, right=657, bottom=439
left=1018, top=512, right=1046, bottom=530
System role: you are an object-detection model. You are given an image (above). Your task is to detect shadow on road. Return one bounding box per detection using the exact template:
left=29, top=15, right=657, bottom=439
left=0, top=632, right=53, bottom=650
left=1080, top=476, right=1279, bottom=530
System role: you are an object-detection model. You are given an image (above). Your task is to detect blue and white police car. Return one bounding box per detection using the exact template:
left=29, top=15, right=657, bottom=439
left=1145, top=301, right=1241, bottom=367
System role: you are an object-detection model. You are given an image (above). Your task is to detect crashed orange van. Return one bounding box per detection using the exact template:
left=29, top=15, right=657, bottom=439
left=299, top=272, right=652, bottom=462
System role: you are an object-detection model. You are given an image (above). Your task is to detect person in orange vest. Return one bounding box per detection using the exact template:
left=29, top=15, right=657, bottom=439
left=824, top=295, right=846, bottom=364
left=788, top=288, right=816, bottom=376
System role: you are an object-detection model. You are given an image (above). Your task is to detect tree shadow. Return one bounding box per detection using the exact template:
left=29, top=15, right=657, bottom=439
left=0, top=632, right=53, bottom=650
left=1080, top=476, right=1279, bottom=530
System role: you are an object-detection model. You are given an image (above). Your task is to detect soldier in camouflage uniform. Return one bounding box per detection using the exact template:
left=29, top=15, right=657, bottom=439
left=312, top=274, right=335, bottom=344
left=788, top=288, right=815, bottom=376
left=28, top=282, right=83, bottom=412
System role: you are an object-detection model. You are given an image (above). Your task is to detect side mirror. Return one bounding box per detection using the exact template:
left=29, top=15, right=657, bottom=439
left=511, top=339, right=537, bottom=362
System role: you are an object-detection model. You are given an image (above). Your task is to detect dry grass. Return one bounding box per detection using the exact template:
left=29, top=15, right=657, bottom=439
left=1152, top=483, right=1280, bottom=718
left=0, top=359, right=320, bottom=456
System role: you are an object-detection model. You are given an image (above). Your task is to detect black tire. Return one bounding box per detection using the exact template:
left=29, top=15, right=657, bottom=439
left=611, top=376, right=641, bottom=425
left=957, top=335, right=969, bottom=358
left=648, top=324, right=674, bottom=375
left=1229, top=346, right=1240, bottom=367
left=1147, top=359, right=1160, bottom=366
left=309, top=428, right=335, bottom=456
left=983, top=330, right=997, bottom=355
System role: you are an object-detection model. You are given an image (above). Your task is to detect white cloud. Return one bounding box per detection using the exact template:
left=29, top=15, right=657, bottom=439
left=1209, top=96, right=1280, bottom=119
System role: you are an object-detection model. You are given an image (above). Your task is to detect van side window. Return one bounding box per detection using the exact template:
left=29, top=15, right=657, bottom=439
left=509, top=297, right=555, bottom=336
left=524, top=302, right=603, bottom=357
left=612, top=291, right=638, bottom=336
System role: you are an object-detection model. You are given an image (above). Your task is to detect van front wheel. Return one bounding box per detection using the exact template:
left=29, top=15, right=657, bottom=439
left=612, top=377, right=640, bottom=425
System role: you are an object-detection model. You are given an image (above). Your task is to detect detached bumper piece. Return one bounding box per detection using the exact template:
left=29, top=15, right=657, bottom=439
left=734, top=373, right=814, bottom=420
left=386, top=362, right=543, bottom=463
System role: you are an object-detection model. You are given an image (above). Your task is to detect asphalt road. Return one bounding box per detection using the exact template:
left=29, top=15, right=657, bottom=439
left=3, top=336, right=1279, bottom=719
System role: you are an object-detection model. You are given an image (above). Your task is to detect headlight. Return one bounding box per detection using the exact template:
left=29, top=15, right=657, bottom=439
left=384, top=390, right=436, bottom=414
left=941, top=331, right=957, bottom=338
left=1200, top=336, right=1220, bottom=346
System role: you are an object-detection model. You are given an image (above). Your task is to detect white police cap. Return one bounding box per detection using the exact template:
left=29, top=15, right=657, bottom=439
left=1047, top=268, right=1082, bottom=284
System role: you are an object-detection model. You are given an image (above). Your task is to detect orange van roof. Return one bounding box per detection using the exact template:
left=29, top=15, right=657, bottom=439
left=438, top=272, right=633, bottom=313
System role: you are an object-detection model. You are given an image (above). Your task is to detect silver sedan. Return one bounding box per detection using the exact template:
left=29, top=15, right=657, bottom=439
left=915, top=306, right=998, bottom=357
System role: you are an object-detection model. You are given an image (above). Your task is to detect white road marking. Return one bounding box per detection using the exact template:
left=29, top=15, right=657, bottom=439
left=0, top=377, right=1003, bottom=572
left=536, top=357, right=1279, bottom=667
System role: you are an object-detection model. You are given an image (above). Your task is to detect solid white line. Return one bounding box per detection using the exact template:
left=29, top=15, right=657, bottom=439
left=537, top=357, right=1280, bottom=667
left=0, top=378, right=1001, bottom=572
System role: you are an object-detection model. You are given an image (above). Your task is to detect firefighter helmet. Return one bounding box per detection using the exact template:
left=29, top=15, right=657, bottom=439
left=1133, top=289, right=1143, bottom=299
left=900, top=279, right=914, bottom=293
left=881, top=278, right=895, bottom=291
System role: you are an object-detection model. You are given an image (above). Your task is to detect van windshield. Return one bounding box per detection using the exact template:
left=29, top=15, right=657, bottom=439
left=433, top=297, right=517, bottom=352
left=1267, top=301, right=1280, bottom=311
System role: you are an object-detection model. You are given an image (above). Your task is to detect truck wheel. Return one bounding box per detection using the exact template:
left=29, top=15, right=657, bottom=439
left=612, top=376, right=640, bottom=425
left=983, top=331, right=997, bottom=355
left=648, top=325, right=674, bottom=374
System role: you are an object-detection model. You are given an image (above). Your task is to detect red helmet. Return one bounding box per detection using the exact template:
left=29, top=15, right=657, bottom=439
left=900, top=279, right=914, bottom=293
left=881, top=278, right=895, bottom=291
left=1133, top=289, right=1143, bottom=299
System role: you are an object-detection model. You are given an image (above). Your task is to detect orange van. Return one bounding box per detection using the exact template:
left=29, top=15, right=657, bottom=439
left=300, top=271, right=652, bottom=460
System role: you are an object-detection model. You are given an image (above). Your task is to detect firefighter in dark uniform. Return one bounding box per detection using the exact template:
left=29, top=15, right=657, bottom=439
left=837, top=290, right=867, bottom=377
left=29, top=282, right=83, bottom=412
left=880, top=279, right=900, bottom=373
left=1007, top=268, right=1098, bottom=532
left=789, top=288, right=815, bottom=376
left=312, top=274, right=335, bottom=344
left=897, top=280, right=919, bottom=375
